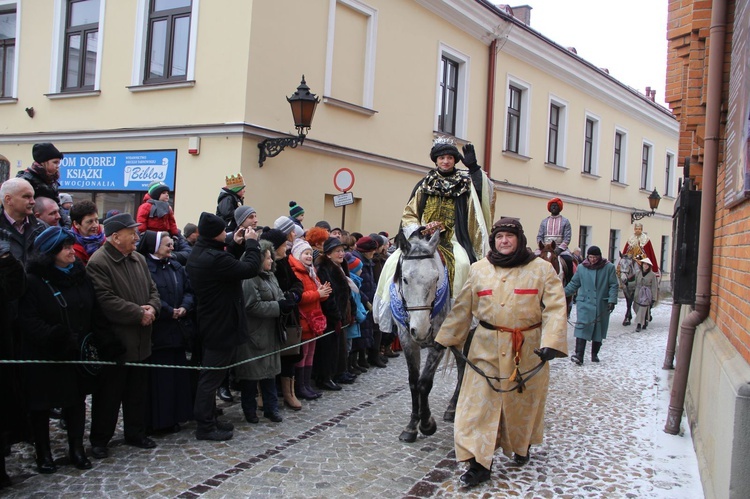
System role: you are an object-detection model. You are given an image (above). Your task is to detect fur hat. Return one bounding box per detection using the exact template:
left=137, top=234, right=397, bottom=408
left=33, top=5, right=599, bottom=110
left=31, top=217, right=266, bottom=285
left=547, top=197, right=564, bottom=212
left=289, top=201, right=305, bottom=218
left=260, top=228, right=287, bottom=251
left=429, top=138, right=462, bottom=163
left=225, top=173, right=245, bottom=193
left=291, top=238, right=312, bottom=261
left=32, top=143, right=63, bottom=163
left=356, top=236, right=378, bottom=252
left=148, top=181, right=170, bottom=199
left=198, top=212, right=226, bottom=239
left=234, top=206, right=256, bottom=227
left=587, top=246, right=602, bottom=257
left=102, top=213, right=139, bottom=237
left=323, top=237, right=345, bottom=254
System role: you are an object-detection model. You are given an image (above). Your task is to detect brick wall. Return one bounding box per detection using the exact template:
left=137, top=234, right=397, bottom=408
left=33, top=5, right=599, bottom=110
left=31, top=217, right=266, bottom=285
left=667, top=0, right=750, bottom=365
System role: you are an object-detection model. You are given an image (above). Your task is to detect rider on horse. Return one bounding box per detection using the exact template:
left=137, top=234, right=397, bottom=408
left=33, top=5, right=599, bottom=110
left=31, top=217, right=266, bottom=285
left=536, top=197, right=575, bottom=283
left=622, top=222, right=660, bottom=277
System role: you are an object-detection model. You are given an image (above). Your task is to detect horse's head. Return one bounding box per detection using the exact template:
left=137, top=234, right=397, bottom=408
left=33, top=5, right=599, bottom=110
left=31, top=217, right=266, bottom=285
left=398, top=230, right=443, bottom=343
left=617, top=253, right=636, bottom=283
left=538, top=241, right=561, bottom=275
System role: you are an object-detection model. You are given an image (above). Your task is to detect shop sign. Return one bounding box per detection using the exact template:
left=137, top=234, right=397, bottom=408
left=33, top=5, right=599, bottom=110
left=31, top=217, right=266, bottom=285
left=59, top=150, right=177, bottom=191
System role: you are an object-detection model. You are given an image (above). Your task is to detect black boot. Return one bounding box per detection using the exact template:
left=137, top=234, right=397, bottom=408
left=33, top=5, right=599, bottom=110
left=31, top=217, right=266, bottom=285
left=65, top=404, right=91, bottom=470
left=459, top=458, right=491, bottom=487
left=591, top=341, right=602, bottom=363
left=31, top=411, right=57, bottom=474
left=217, top=375, right=233, bottom=402
left=368, top=348, right=387, bottom=368
left=570, top=338, right=586, bottom=365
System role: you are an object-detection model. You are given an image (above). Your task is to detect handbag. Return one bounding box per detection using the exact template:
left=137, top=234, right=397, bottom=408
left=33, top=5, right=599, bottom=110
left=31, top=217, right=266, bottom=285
left=279, top=312, right=302, bottom=357
left=301, top=307, right=327, bottom=336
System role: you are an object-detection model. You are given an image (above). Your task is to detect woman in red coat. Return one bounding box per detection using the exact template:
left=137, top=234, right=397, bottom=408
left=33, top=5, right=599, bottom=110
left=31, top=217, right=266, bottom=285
left=288, top=239, right=331, bottom=400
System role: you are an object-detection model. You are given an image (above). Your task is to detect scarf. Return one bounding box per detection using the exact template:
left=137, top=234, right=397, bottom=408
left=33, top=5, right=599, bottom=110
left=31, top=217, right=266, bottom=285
left=486, top=219, right=536, bottom=268
left=583, top=257, right=609, bottom=270
left=73, top=226, right=105, bottom=256
left=55, top=263, right=74, bottom=274
left=419, top=168, right=472, bottom=198
left=148, top=199, right=171, bottom=218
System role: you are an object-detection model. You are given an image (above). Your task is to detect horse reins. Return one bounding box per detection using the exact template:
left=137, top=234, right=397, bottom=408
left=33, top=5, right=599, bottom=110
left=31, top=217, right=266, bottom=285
left=397, top=252, right=438, bottom=314
left=448, top=345, right=547, bottom=394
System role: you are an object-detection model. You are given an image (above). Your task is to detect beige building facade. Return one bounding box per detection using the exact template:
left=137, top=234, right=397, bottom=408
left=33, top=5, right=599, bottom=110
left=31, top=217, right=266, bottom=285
left=0, top=0, right=676, bottom=271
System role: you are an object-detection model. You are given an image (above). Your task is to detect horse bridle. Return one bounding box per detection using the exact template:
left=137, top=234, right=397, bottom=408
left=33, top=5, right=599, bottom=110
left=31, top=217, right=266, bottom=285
left=398, top=252, right=438, bottom=314
left=449, top=345, right=547, bottom=394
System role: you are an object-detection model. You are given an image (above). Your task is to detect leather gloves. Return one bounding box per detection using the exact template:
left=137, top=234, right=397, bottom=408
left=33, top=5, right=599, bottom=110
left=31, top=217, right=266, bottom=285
left=608, top=303, right=616, bottom=312
left=433, top=342, right=446, bottom=352
left=461, top=144, right=479, bottom=171
left=554, top=246, right=563, bottom=256
left=535, top=347, right=559, bottom=362
left=278, top=299, right=296, bottom=313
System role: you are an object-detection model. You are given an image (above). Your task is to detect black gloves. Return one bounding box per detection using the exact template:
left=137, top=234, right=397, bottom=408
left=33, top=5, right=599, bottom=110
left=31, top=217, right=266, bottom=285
left=278, top=299, right=296, bottom=313
left=461, top=144, right=479, bottom=171
left=433, top=342, right=446, bottom=352
left=535, top=347, right=559, bottom=362
left=0, top=228, right=11, bottom=257
left=284, top=290, right=300, bottom=303
left=608, top=303, right=616, bottom=312
left=554, top=246, right=563, bottom=256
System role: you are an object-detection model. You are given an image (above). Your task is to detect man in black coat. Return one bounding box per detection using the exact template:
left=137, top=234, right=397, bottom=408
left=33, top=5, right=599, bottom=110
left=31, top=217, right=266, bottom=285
left=186, top=212, right=261, bottom=441
left=0, top=178, right=47, bottom=265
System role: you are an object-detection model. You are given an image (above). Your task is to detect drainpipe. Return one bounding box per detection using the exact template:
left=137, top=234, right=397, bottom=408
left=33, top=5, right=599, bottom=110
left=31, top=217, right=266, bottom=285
left=664, top=0, right=727, bottom=435
left=483, top=38, right=498, bottom=174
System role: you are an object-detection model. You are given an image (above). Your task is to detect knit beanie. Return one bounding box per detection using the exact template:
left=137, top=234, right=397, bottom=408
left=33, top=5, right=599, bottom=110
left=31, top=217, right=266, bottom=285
left=260, top=229, right=287, bottom=251
left=148, top=181, right=170, bottom=199
left=291, top=238, right=312, bottom=261
left=183, top=223, right=198, bottom=238
left=273, top=216, right=296, bottom=235
left=346, top=252, right=363, bottom=274
left=198, top=212, right=226, bottom=239
left=587, top=246, right=602, bottom=256
left=32, top=143, right=64, bottom=163
left=289, top=201, right=305, bottom=218
left=234, top=205, right=256, bottom=227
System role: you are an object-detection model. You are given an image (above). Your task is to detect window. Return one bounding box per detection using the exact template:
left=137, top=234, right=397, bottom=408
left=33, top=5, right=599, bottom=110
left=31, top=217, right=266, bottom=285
left=507, top=85, right=522, bottom=153
left=661, top=235, right=669, bottom=273
left=0, top=8, right=16, bottom=98
left=665, top=152, right=675, bottom=197
left=433, top=44, right=469, bottom=137
left=144, top=0, right=192, bottom=84
left=438, top=56, right=459, bottom=135
left=583, top=116, right=600, bottom=174
left=578, top=225, right=591, bottom=257
left=0, top=154, right=9, bottom=183
left=608, top=229, right=620, bottom=263
left=547, top=104, right=560, bottom=164
left=613, top=130, right=626, bottom=182
left=641, top=143, right=652, bottom=190
left=62, top=0, right=100, bottom=91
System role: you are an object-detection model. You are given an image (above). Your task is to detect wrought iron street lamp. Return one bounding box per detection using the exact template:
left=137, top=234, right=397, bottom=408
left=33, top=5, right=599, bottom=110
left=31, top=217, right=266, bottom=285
left=258, top=76, right=320, bottom=167
left=631, top=188, right=662, bottom=224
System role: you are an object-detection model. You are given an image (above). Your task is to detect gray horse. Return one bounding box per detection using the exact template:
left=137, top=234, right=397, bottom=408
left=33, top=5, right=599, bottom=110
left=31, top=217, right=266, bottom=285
left=617, top=252, right=638, bottom=326
left=389, top=230, right=463, bottom=442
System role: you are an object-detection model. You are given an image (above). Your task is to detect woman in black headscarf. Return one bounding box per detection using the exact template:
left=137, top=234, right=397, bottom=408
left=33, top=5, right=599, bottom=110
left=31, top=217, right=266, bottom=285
left=435, top=218, right=568, bottom=488
left=18, top=226, right=102, bottom=473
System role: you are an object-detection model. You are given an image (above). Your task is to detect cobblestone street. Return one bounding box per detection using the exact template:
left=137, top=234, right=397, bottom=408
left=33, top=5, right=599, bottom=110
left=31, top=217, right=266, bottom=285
left=2, top=296, right=703, bottom=498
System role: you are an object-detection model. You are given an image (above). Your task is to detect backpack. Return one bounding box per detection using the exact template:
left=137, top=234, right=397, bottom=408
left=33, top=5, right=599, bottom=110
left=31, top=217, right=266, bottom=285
left=637, top=285, right=653, bottom=307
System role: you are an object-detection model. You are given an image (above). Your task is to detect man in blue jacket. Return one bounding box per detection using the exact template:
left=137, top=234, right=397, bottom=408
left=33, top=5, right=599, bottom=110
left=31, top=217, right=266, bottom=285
left=186, top=212, right=261, bottom=441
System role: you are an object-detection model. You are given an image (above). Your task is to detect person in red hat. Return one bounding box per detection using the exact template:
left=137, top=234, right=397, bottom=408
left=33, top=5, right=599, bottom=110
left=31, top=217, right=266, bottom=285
left=536, top=197, right=574, bottom=283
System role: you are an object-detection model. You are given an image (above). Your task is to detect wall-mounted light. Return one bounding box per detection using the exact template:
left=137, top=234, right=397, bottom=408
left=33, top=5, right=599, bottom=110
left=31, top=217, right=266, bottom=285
left=258, top=76, right=319, bottom=167
left=25, top=107, right=35, bottom=118
left=631, top=189, right=662, bottom=224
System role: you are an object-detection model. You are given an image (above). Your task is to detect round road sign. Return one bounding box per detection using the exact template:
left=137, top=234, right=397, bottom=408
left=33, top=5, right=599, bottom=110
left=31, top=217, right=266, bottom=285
left=333, top=168, right=355, bottom=192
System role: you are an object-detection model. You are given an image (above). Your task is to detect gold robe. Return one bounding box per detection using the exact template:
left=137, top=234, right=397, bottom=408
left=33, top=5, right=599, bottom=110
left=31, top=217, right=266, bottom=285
left=434, top=257, right=568, bottom=469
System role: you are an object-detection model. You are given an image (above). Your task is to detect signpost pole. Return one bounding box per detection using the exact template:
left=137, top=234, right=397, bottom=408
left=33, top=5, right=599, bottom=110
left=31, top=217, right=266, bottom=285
left=341, top=203, right=346, bottom=231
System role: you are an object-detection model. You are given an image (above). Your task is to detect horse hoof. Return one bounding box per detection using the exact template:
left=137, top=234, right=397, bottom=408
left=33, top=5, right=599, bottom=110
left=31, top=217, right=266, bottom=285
left=419, top=417, right=437, bottom=436
left=443, top=409, right=455, bottom=422
left=399, top=430, right=418, bottom=443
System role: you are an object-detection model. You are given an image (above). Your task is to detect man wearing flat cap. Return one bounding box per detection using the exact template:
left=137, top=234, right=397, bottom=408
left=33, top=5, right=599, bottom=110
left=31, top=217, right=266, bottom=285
left=537, top=197, right=575, bottom=283
left=187, top=212, right=262, bottom=441
left=86, top=213, right=161, bottom=458
left=17, top=143, right=64, bottom=204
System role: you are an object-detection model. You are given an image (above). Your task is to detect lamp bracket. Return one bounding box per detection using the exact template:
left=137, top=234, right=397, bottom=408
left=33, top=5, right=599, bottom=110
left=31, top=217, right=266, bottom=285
left=630, top=210, right=655, bottom=224
left=258, top=134, right=305, bottom=167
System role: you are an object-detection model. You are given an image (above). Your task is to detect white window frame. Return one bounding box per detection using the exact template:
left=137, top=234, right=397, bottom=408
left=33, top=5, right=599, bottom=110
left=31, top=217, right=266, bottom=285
left=0, top=0, right=20, bottom=99
left=131, top=0, right=200, bottom=87
left=665, top=150, right=676, bottom=197
left=324, top=0, right=378, bottom=109
left=504, top=75, right=531, bottom=156
left=50, top=0, right=106, bottom=93
left=582, top=112, right=600, bottom=175
left=433, top=43, right=469, bottom=138
left=612, top=127, right=628, bottom=183
left=546, top=95, right=567, bottom=167
left=641, top=140, right=654, bottom=190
